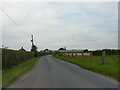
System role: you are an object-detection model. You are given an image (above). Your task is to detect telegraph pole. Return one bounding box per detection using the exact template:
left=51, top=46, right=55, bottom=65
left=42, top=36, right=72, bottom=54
left=31, top=35, right=34, bottom=46
left=30, top=34, right=37, bottom=57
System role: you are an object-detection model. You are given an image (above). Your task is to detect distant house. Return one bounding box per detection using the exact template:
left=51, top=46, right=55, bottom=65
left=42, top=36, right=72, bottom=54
left=19, top=47, right=26, bottom=51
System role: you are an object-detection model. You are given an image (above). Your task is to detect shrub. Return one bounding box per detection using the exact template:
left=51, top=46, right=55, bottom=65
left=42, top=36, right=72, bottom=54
left=2, top=49, right=34, bottom=70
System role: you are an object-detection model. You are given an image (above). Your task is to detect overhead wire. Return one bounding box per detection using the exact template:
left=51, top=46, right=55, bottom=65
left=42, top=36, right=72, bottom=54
left=0, top=7, right=29, bottom=38
left=0, top=7, right=32, bottom=49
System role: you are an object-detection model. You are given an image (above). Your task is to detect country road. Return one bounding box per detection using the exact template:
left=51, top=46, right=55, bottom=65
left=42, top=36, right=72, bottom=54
left=9, top=55, right=118, bottom=88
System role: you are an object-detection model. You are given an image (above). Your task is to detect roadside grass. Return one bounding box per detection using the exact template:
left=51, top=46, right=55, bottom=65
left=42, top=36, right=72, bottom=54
left=53, top=55, right=119, bottom=81
left=0, top=71, right=2, bottom=89
left=2, top=57, right=40, bottom=88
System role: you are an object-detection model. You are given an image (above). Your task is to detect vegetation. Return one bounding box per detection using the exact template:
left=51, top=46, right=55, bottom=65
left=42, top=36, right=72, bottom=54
left=2, top=49, right=34, bottom=70
left=39, top=51, right=51, bottom=56
left=2, top=57, right=40, bottom=88
left=58, top=47, right=66, bottom=50
left=2, top=48, right=50, bottom=88
left=54, top=55, right=119, bottom=81
left=52, top=51, right=60, bottom=56
left=0, top=71, right=2, bottom=89
left=92, top=49, right=119, bottom=56
left=31, top=45, right=38, bottom=57
left=31, top=35, right=38, bottom=57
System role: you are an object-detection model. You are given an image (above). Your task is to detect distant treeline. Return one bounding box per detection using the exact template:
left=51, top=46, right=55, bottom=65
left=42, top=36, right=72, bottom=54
left=39, top=52, right=51, bottom=56
left=92, top=49, right=120, bottom=56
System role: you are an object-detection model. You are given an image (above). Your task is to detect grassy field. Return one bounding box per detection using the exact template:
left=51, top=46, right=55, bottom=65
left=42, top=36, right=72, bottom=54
left=54, top=55, right=119, bottom=81
left=2, top=57, right=40, bottom=88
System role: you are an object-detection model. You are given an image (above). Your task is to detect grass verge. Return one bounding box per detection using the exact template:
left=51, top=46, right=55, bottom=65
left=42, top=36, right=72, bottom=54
left=0, top=71, right=2, bottom=89
left=53, top=55, right=119, bottom=81
left=2, top=57, right=40, bottom=88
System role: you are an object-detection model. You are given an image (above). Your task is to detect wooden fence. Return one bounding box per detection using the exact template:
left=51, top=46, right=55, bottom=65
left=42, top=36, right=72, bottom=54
left=59, top=51, right=106, bottom=64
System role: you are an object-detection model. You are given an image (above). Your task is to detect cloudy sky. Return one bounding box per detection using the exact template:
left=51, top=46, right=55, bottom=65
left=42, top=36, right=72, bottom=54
left=1, top=2, right=118, bottom=51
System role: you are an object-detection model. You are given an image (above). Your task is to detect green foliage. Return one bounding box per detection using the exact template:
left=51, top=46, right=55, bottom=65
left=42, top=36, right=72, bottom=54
left=2, top=49, right=34, bottom=70
left=31, top=45, right=37, bottom=52
left=31, top=45, right=38, bottom=57
left=52, top=51, right=60, bottom=56
left=92, top=49, right=119, bottom=56
left=2, top=57, right=40, bottom=88
left=58, top=47, right=66, bottom=50
left=54, top=55, right=119, bottom=80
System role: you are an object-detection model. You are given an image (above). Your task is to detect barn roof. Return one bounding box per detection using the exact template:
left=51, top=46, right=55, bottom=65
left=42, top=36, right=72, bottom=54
left=59, top=50, right=84, bottom=53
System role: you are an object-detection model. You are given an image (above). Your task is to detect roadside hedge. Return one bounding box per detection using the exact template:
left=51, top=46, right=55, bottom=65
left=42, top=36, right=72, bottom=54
left=2, top=49, right=34, bottom=70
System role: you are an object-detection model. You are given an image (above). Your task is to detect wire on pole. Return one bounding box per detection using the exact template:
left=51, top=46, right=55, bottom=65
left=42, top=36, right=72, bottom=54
left=0, top=7, right=29, bottom=38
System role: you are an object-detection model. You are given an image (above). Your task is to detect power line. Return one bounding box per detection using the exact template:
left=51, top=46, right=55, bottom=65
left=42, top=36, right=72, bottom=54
left=0, top=7, right=39, bottom=50
left=0, top=7, right=29, bottom=38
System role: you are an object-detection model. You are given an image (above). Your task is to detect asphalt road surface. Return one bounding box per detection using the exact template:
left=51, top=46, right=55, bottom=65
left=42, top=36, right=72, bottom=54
left=9, top=55, right=118, bottom=88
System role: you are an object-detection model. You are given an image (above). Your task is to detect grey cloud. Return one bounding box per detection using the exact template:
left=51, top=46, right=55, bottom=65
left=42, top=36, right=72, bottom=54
left=2, top=2, right=118, bottom=50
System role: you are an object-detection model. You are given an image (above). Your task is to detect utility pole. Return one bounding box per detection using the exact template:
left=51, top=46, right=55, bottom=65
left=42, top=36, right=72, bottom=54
left=31, top=35, right=34, bottom=46
left=30, top=34, right=37, bottom=57
left=2, top=45, right=4, bottom=48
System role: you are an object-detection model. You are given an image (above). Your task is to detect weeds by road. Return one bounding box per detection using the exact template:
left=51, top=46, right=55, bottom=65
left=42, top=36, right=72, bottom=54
left=2, top=57, right=40, bottom=88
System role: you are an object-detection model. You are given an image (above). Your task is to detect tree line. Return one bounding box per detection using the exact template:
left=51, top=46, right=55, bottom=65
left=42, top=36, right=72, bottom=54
left=92, top=49, right=120, bottom=56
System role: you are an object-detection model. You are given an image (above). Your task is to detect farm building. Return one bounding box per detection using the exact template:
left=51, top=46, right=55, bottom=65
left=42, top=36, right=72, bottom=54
left=19, top=47, right=26, bottom=51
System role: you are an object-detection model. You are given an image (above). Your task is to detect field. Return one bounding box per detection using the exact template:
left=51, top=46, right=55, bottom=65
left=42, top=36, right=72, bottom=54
left=54, top=55, right=119, bottom=81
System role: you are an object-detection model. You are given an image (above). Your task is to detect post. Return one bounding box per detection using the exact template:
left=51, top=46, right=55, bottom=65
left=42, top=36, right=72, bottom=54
left=62, top=53, right=64, bottom=56
left=90, top=51, right=93, bottom=62
left=76, top=52, right=77, bottom=56
left=66, top=52, right=68, bottom=57
left=64, top=52, right=66, bottom=56
left=72, top=53, right=73, bottom=57
left=65, top=52, right=67, bottom=56
left=102, top=51, right=106, bottom=64
left=68, top=53, right=69, bottom=57
left=82, top=52, right=84, bottom=60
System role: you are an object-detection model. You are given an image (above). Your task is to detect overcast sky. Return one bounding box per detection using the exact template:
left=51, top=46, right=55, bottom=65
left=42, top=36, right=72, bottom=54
left=1, top=2, right=118, bottom=51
